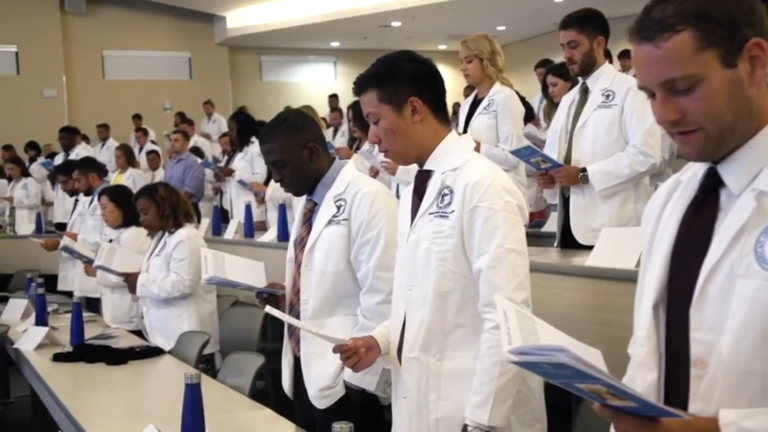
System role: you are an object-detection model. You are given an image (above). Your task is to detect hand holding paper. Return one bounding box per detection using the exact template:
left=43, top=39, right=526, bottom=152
left=264, top=305, right=348, bottom=345
left=510, top=145, right=563, bottom=172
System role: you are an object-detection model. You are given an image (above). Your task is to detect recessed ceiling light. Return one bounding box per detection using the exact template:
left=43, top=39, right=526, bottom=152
left=438, top=45, right=447, bottom=49
left=391, top=21, right=402, bottom=27
left=496, top=25, right=506, bottom=30
left=330, top=41, right=340, bottom=47
left=555, top=0, right=563, bottom=2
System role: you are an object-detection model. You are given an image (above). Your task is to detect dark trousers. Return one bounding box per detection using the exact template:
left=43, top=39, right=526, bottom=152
left=84, top=297, right=101, bottom=314
left=545, top=383, right=583, bottom=432
left=292, top=357, right=391, bottom=432
left=53, top=222, right=67, bottom=232
left=559, top=193, right=593, bottom=250
left=191, top=202, right=201, bottom=224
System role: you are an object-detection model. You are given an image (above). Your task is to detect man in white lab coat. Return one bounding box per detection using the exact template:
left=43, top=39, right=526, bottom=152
left=128, top=113, right=155, bottom=152
left=536, top=7, right=662, bottom=249
left=594, top=1, right=768, bottom=431
left=199, top=99, right=226, bottom=160
left=178, top=118, right=213, bottom=160
left=334, top=50, right=546, bottom=432
left=94, top=123, right=118, bottom=173
left=134, top=128, right=163, bottom=173
left=51, top=126, right=94, bottom=232
left=259, top=109, right=396, bottom=432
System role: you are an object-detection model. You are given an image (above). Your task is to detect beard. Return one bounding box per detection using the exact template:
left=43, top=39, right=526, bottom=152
left=569, top=46, right=599, bottom=78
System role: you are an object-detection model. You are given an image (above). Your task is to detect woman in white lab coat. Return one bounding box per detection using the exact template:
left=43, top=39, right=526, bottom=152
left=83, top=184, right=149, bottom=336
left=539, top=62, right=578, bottom=131
left=458, top=33, right=529, bottom=218
left=122, top=183, right=219, bottom=375
left=2, top=155, right=42, bottom=234
left=24, top=140, right=55, bottom=220
left=109, top=144, right=148, bottom=193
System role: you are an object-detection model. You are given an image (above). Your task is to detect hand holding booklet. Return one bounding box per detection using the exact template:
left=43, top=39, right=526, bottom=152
left=495, top=296, right=689, bottom=420
left=510, top=144, right=563, bottom=172
left=58, top=237, right=96, bottom=264
left=200, top=248, right=283, bottom=295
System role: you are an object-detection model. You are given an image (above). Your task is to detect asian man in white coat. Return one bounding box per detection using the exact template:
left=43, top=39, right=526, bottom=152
left=536, top=8, right=662, bottom=249
left=594, top=1, right=768, bottom=431
left=334, top=50, right=546, bottom=432
left=52, top=126, right=94, bottom=232
left=94, top=123, right=118, bottom=173
left=259, top=109, right=395, bottom=432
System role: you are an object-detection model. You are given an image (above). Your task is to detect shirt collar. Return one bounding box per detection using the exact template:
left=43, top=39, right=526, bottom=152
left=309, top=159, right=345, bottom=206
left=582, top=61, right=613, bottom=91
left=171, top=151, right=191, bottom=162
left=717, top=124, right=768, bottom=196
left=423, top=130, right=462, bottom=170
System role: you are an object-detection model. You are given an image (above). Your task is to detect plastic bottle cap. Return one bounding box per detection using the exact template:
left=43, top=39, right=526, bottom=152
left=184, top=372, right=202, bottom=384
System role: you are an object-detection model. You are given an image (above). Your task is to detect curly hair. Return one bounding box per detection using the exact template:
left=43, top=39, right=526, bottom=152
left=134, top=182, right=196, bottom=233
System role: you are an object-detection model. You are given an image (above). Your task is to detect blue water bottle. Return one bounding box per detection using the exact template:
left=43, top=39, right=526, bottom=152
left=69, top=297, right=85, bottom=347
left=242, top=202, right=255, bottom=239
left=277, top=202, right=289, bottom=243
left=211, top=205, right=222, bottom=237
left=34, top=212, right=44, bottom=235
left=33, top=279, right=48, bottom=327
left=180, top=372, right=206, bottom=432
left=24, top=273, right=34, bottom=300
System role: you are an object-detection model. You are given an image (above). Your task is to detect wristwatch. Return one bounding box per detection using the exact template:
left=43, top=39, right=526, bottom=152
left=461, top=425, right=490, bottom=432
left=578, top=167, right=589, bottom=185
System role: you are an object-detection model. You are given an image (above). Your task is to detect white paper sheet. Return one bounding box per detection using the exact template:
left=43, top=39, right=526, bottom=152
left=224, top=220, right=240, bottom=240
left=585, top=227, right=642, bottom=270
left=200, top=248, right=280, bottom=294
left=257, top=226, right=277, bottom=242
left=93, top=242, right=144, bottom=276
left=264, top=305, right=348, bottom=345
left=0, top=298, right=32, bottom=322
left=13, top=326, right=65, bottom=350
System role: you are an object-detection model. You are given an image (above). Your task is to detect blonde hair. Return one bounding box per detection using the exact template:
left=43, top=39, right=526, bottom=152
left=460, top=33, right=515, bottom=90
left=297, top=105, right=326, bottom=130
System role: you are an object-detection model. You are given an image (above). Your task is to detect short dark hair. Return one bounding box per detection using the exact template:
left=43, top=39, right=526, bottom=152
left=132, top=113, right=143, bottom=121
left=3, top=155, right=31, bottom=178
left=202, top=99, right=214, bottom=107
left=228, top=111, right=260, bottom=149
left=617, top=48, right=632, bottom=60
left=135, top=127, right=149, bottom=137
left=218, top=132, right=230, bottom=141
left=53, top=159, right=77, bottom=177
left=1, top=144, right=15, bottom=153
left=260, top=109, right=329, bottom=155
left=134, top=182, right=196, bottom=233
left=188, top=146, right=205, bottom=160
left=329, top=106, right=343, bottom=116
left=145, top=149, right=161, bottom=159
left=115, top=144, right=139, bottom=169
left=605, top=48, right=613, bottom=64
left=74, top=156, right=109, bottom=179
left=236, top=105, right=249, bottom=113
left=353, top=50, right=450, bottom=126
left=58, top=125, right=81, bottom=138
left=171, top=129, right=191, bottom=142
left=629, top=0, right=768, bottom=68
left=328, top=93, right=339, bottom=99
left=80, top=133, right=90, bottom=143
left=96, top=123, right=110, bottom=131
left=98, top=185, right=140, bottom=228
left=23, top=141, right=42, bottom=160
left=559, top=7, right=611, bottom=43
left=179, top=118, right=195, bottom=127
left=534, top=58, right=555, bottom=70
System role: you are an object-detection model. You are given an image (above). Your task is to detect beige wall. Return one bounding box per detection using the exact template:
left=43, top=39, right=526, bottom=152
left=230, top=48, right=465, bottom=121
left=504, top=16, right=637, bottom=103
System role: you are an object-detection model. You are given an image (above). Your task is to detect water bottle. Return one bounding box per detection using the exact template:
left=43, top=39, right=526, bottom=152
left=331, top=421, right=354, bottom=431
left=69, top=297, right=85, bottom=347
left=33, top=279, right=48, bottom=327
left=276, top=202, right=289, bottom=242
left=180, top=372, right=206, bottom=432
left=24, top=273, right=34, bottom=299
left=242, top=202, right=255, bottom=239
left=211, top=205, right=222, bottom=237
left=6, top=213, right=15, bottom=235
left=34, top=211, right=44, bottom=235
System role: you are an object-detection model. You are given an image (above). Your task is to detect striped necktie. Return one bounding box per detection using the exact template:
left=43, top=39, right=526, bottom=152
left=287, top=199, right=317, bottom=355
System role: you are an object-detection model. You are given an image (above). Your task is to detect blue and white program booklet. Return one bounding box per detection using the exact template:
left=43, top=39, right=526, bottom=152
left=58, top=237, right=95, bottom=265
left=510, top=144, right=563, bottom=172
left=40, top=160, right=54, bottom=172
left=200, top=248, right=283, bottom=295
left=495, top=296, right=689, bottom=420
left=198, top=159, right=217, bottom=171
left=236, top=179, right=264, bottom=197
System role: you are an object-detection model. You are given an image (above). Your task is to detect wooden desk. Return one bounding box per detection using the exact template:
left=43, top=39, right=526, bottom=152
left=3, top=316, right=300, bottom=432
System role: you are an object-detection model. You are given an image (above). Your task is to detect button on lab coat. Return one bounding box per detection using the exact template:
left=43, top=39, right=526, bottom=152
left=6, top=177, right=41, bottom=234
left=622, top=131, right=768, bottom=432
left=542, top=62, right=661, bottom=245
left=281, top=162, right=396, bottom=409
left=136, top=225, right=220, bottom=354
left=459, top=81, right=529, bottom=218
left=370, top=132, right=546, bottom=432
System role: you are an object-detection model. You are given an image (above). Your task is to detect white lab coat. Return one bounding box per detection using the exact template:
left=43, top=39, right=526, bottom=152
left=200, top=113, right=227, bottom=160
left=6, top=177, right=41, bottom=234
left=328, top=124, right=349, bottom=149
left=136, top=143, right=163, bottom=173
left=145, top=168, right=165, bottom=184
left=623, top=131, right=768, bottom=431
left=94, top=138, right=119, bottom=173
left=52, top=144, right=94, bottom=224
left=200, top=168, right=216, bottom=221
left=281, top=162, right=396, bottom=409
left=459, top=81, right=529, bottom=218
left=95, top=226, right=150, bottom=330
left=109, top=167, right=148, bottom=193
left=370, top=132, right=546, bottom=432
left=73, top=189, right=111, bottom=298
left=264, top=180, right=294, bottom=230
left=190, top=134, right=213, bottom=161
left=129, top=126, right=156, bottom=151
left=28, top=160, right=55, bottom=218
left=136, top=225, right=220, bottom=354
left=542, top=62, right=662, bottom=245
left=57, top=194, right=86, bottom=292
left=222, top=140, right=267, bottom=223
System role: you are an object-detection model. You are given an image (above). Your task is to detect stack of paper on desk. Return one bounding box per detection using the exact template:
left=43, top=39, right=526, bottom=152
left=495, top=296, right=688, bottom=419
left=93, top=242, right=144, bottom=276
left=200, top=248, right=282, bottom=295
left=59, top=237, right=95, bottom=264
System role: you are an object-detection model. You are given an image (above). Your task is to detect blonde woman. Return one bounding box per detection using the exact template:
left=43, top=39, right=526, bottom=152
left=458, top=33, right=529, bottom=220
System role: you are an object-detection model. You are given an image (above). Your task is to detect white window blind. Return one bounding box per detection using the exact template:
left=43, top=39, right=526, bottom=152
left=0, top=45, right=19, bottom=76
left=102, top=50, right=192, bottom=80
left=260, top=55, right=336, bottom=83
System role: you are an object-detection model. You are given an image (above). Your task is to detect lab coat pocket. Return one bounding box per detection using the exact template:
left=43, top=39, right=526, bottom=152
left=722, top=278, right=768, bottom=372
left=431, top=357, right=475, bottom=430
left=424, top=225, right=464, bottom=285
left=312, top=226, right=349, bottom=271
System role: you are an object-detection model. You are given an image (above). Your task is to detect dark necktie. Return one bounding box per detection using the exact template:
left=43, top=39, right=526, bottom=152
left=397, top=169, right=433, bottom=363
left=663, top=166, right=723, bottom=410
left=563, top=82, right=589, bottom=196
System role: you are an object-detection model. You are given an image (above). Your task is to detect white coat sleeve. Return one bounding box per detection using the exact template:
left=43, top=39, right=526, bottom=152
left=462, top=174, right=543, bottom=427
left=479, top=91, right=526, bottom=170
left=542, top=104, right=568, bottom=205
left=132, top=170, right=148, bottom=192
left=245, top=143, right=268, bottom=184
left=14, top=180, right=41, bottom=209
left=586, top=86, right=662, bottom=197
left=720, top=409, right=768, bottom=432
left=370, top=319, right=392, bottom=357
left=136, top=234, right=200, bottom=300
left=344, top=184, right=398, bottom=392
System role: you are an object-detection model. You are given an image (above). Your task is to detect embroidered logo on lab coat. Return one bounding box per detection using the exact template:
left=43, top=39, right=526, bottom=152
left=753, top=225, right=768, bottom=271
left=482, top=99, right=495, bottom=111
left=429, top=186, right=455, bottom=221
left=597, top=90, right=618, bottom=109
left=329, top=198, right=349, bottom=226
